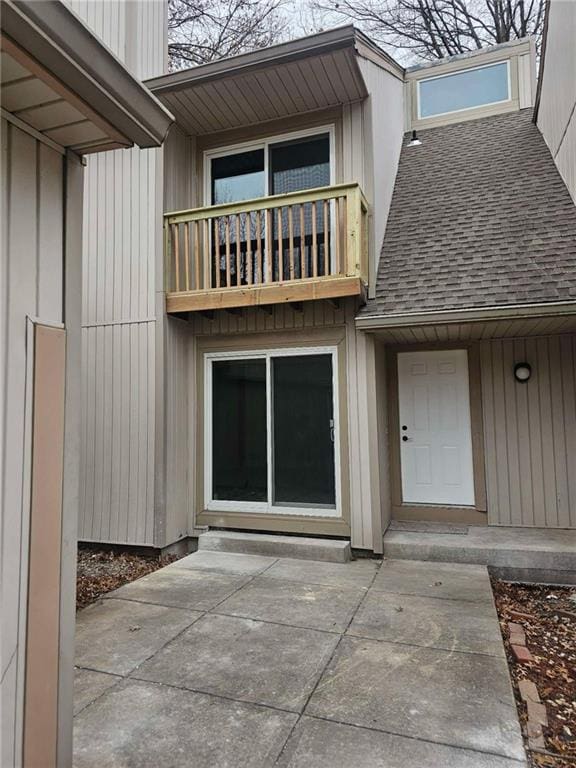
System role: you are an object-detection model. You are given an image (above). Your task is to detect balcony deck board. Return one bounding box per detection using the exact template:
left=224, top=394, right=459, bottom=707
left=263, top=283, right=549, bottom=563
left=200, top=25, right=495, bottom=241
left=166, top=276, right=364, bottom=313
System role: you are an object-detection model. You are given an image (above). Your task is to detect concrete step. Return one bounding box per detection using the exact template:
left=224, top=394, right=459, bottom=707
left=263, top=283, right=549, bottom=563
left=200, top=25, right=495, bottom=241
left=198, top=530, right=351, bottom=563
left=383, top=524, right=576, bottom=584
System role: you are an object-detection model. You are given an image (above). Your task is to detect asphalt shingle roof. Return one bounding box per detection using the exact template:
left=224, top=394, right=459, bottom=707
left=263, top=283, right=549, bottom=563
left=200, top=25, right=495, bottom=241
left=360, top=109, right=576, bottom=318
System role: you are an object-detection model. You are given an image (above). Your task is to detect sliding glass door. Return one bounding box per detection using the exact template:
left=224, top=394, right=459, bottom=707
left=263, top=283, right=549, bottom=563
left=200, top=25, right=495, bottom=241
left=206, top=347, right=339, bottom=517
left=206, top=128, right=333, bottom=286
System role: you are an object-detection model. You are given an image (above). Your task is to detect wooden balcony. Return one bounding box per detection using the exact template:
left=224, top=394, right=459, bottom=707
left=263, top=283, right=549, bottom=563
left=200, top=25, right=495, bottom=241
left=164, top=183, right=369, bottom=313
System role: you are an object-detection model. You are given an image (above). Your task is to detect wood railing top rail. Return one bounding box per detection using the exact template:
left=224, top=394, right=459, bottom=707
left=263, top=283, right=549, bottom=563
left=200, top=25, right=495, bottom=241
left=164, top=182, right=368, bottom=224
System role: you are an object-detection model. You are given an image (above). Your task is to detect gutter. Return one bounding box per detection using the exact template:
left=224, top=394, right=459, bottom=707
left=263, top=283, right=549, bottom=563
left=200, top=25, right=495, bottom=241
left=355, top=301, right=576, bottom=330
left=4, top=0, right=174, bottom=148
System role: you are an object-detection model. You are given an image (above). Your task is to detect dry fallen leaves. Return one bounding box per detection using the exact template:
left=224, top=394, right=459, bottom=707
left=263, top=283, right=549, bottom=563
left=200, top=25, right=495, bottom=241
left=492, top=579, right=576, bottom=768
left=76, top=547, right=177, bottom=611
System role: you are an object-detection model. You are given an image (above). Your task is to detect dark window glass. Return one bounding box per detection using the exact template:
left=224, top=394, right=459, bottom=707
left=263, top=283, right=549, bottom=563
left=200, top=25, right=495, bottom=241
left=272, top=354, right=335, bottom=507
left=211, top=149, right=265, bottom=205
left=212, top=359, right=267, bottom=502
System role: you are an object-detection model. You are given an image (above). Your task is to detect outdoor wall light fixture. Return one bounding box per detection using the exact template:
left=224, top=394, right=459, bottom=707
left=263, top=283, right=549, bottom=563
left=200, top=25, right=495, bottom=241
left=514, top=362, right=532, bottom=383
left=408, top=130, right=422, bottom=147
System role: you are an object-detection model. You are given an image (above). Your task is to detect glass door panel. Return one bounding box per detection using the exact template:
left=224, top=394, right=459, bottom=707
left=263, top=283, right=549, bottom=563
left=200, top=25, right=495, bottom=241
left=211, top=149, right=265, bottom=286
left=212, top=359, right=267, bottom=502
left=270, top=134, right=330, bottom=280
left=272, top=354, right=335, bottom=507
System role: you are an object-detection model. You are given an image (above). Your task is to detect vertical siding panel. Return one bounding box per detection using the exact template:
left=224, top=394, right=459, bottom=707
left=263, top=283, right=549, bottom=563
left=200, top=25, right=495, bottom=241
left=481, top=335, right=576, bottom=529
left=480, top=341, right=499, bottom=525
left=549, top=335, right=570, bottom=526
left=513, top=338, right=534, bottom=525
left=537, top=337, right=558, bottom=526
left=37, top=145, right=63, bottom=322
left=502, top=340, right=522, bottom=524
left=561, top=336, right=576, bottom=518
left=525, top=337, right=546, bottom=527
left=491, top=341, right=511, bottom=525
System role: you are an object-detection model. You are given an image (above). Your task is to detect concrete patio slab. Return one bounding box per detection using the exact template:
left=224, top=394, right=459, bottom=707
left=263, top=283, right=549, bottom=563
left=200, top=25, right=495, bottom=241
left=132, top=613, right=339, bottom=712
left=74, top=554, right=527, bottom=767
left=372, top=559, right=494, bottom=603
left=306, top=636, right=525, bottom=761
left=347, top=590, right=505, bottom=657
left=277, top=716, right=525, bottom=768
left=263, top=557, right=380, bottom=589
left=74, top=679, right=297, bottom=768
left=73, top=668, right=121, bottom=716
left=167, top=550, right=278, bottom=576
left=216, top=575, right=365, bottom=632
left=75, top=599, right=200, bottom=676
left=106, top=566, right=252, bottom=611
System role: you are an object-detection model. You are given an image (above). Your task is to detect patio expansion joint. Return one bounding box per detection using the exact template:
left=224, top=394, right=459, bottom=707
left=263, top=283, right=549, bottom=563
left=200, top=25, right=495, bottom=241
left=102, top=556, right=284, bottom=684
left=273, top=558, right=383, bottom=765
left=343, top=631, right=507, bottom=659
left=301, top=713, right=529, bottom=765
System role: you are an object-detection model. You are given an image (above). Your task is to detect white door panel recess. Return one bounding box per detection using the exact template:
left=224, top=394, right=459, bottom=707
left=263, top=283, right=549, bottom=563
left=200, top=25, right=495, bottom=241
left=398, top=349, right=475, bottom=506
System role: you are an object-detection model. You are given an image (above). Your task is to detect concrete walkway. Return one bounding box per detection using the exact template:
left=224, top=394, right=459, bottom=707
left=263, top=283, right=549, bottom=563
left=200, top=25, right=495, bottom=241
left=73, top=553, right=527, bottom=767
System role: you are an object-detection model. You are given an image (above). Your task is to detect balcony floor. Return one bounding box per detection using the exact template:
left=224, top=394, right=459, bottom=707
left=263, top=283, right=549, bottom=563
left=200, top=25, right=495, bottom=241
left=166, top=275, right=365, bottom=314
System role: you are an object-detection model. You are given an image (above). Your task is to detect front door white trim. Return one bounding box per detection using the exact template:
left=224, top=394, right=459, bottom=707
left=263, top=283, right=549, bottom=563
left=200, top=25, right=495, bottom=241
left=204, top=345, right=341, bottom=518
left=398, top=349, right=475, bottom=506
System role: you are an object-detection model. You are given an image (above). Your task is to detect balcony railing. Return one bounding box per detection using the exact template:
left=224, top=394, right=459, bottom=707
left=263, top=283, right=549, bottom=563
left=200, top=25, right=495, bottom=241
left=164, top=182, right=369, bottom=313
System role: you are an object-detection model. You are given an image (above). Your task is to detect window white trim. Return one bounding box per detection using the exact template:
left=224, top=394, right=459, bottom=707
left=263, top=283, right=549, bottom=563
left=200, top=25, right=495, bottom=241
left=204, top=345, right=342, bottom=518
left=203, top=124, right=336, bottom=207
left=416, top=59, right=511, bottom=120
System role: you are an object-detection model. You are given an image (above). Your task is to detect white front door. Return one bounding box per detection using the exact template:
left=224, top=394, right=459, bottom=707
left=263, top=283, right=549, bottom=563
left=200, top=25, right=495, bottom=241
left=398, top=349, right=475, bottom=506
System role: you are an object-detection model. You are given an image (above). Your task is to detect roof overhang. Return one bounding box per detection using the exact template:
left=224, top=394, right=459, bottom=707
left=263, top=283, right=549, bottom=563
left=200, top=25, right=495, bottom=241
left=145, top=26, right=400, bottom=136
left=356, top=301, right=576, bottom=330
left=1, top=0, right=174, bottom=153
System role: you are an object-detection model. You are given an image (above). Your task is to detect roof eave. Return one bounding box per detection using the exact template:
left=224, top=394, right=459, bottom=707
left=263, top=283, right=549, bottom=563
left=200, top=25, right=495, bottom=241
left=145, top=25, right=366, bottom=95
left=355, top=301, right=576, bottom=330
left=3, top=0, right=174, bottom=148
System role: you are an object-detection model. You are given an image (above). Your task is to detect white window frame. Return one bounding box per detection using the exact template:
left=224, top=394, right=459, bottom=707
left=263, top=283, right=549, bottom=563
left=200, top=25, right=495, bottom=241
left=204, top=345, right=342, bottom=518
left=203, top=124, right=336, bottom=207
left=416, top=60, right=511, bottom=120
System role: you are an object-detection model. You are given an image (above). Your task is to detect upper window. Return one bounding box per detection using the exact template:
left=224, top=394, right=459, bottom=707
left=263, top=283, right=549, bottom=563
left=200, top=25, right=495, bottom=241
left=417, top=61, right=510, bottom=119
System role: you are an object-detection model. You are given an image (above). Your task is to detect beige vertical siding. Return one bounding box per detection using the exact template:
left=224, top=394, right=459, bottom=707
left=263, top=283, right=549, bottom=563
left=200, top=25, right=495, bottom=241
left=357, top=57, right=404, bottom=295
left=1, top=120, right=65, bottom=768
left=71, top=0, right=167, bottom=545
left=537, top=0, right=576, bottom=202
left=480, top=335, right=576, bottom=528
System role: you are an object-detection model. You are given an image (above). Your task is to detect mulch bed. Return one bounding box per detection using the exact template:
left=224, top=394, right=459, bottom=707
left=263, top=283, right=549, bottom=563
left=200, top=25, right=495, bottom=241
left=76, top=547, right=178, bottom=610
left=492, top=579, right=576, bottom=768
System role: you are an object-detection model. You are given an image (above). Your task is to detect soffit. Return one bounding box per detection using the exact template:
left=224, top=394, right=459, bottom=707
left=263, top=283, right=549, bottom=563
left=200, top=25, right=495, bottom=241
left=147, top=30, right=370, bottom=135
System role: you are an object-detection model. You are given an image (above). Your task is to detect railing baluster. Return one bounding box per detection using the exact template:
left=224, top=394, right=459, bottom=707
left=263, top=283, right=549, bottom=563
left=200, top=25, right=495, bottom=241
left=235, top=214, right=241, bottom=287
left=246, top=213, right=253, bottom=285
left=225, top=216, right=231, bottom=287
left=214, top=218, right=221, bottom=288
left=266, top=208, right=272, bottom=283
left=323, top=199, right=329, bottom=277
left=288, top=205, right=295, bottom=280
left=194, top=220, right=200, bottom=290
left=299, top=204, right=306, bottom=279
left=256, top=210, right=262, bottom=284
left=311, top=201, right=318, bottom=278
left=172, top=223, right=180, bottom=292
left=277, top=207, right=283, bottom=282
left=203, top=218, right=210, bottom=289
left=184, top=221, right=190, bottom=291
left=334, top=198, right=341, bottom=275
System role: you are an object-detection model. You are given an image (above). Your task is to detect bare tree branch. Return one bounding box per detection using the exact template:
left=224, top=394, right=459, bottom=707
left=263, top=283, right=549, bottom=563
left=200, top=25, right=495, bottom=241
left=168, top=0, right=290, bottom=70
left=316, top=0, right=544, bottom=61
